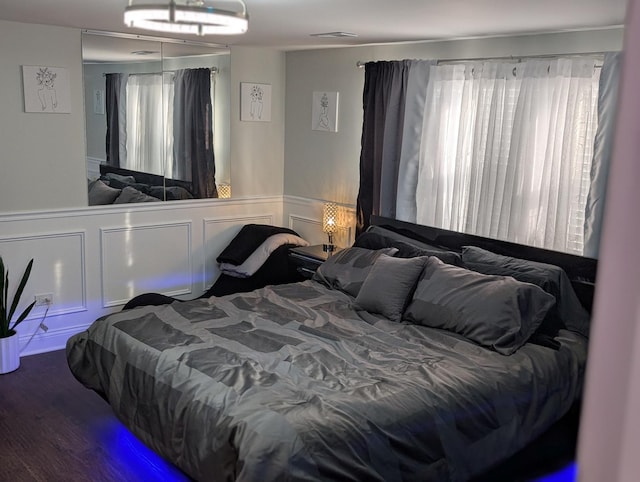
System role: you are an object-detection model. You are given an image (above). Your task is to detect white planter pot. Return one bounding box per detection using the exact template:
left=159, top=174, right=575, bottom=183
left=0, top=331, right=20, bottom=374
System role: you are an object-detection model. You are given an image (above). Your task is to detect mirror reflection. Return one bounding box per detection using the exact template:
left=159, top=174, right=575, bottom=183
left=82, top=32, right=230, bottom=205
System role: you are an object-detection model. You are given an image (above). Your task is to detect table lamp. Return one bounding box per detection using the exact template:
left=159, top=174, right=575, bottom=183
left=322, top=202, right=339, bottom=253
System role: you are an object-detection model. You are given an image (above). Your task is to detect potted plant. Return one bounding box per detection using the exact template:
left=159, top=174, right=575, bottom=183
left=0, top=256, right=35, bottom=374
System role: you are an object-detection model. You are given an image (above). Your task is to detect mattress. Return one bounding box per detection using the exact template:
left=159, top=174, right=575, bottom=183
left=66, top=280, right=587, bottom=481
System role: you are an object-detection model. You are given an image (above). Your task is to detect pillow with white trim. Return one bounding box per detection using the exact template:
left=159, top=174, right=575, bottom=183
left=220, top=233, right=309, bottom=278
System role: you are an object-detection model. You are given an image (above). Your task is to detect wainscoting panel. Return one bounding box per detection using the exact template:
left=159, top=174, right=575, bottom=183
left=284, top=196, right=356, bottom=248
left=202, top=214, right=274, bottom=292
left=100, top=222, right=192, bottom=307
left=288, top=214, right=324, bottom=245
left=0, top=231, right=86, bottom=319
left=0, top=195, right=283, bottom=355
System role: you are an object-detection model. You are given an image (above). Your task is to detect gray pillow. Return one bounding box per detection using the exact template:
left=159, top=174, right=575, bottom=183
left=405, top=257, right=556, bottom=355
left=355, top=254, right=428, bottom=322
left=313, top=246, right=398, bottom=297
left=366, top=225, right=462, bottom=265
left=114, top=186, right=161, bottom=204
left=104, top=172, right=136, bottom=184
left=461, top=246, right=590, bottom=337
left=88, top=179, right=121, bottom=205
left=354, top=231, right=462, bottom=266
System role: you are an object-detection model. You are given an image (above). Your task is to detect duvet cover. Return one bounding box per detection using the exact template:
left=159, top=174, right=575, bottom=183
left=66, top=280, right=587, bottom=481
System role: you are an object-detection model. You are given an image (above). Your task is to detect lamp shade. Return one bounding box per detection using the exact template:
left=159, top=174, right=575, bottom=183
left=323, top=202, right=339, bottom=234
left=217, top=183, right=231, bottom=199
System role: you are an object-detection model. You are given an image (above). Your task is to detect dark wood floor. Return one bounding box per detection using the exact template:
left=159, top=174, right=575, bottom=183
left=0, top=349, right=190, bottom=482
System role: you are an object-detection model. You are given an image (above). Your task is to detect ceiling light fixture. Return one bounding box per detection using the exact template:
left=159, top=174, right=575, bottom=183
left=124, top=0, right=249, bottom=36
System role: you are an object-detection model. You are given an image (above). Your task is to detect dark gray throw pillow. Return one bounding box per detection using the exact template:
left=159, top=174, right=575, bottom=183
left=355, top=254, right=428, bottom=322
left=88, top=179, right=121, bottom=205
left=365, top=226, right=463, bottom=265
left=461, top=246, right=590, bottom=337
left=354, top=231, right=462, bottom=266
left=405, top=257, right=556, bottom=355
left=313, top=246, right=398, bottom=297
left=104, top=172, right=136, bottom=184
left=114, top=186, right=161, bottom=204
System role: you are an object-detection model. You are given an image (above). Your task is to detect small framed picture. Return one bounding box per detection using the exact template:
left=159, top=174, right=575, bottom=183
left=240, top=82, right=272, bottom=122
left=22, top=65, right=71, bottom=113
left=93, top=89, right=105, bottom=115
left=312, top=91, right=339, bottom=132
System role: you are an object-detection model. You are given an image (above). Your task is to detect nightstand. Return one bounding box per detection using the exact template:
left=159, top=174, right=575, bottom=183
left=289, top=244, right=340, bottom=278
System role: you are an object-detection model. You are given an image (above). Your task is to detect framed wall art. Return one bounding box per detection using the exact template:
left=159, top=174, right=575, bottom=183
left=240, top=82, right=272, bottom=122
left=312, top=91, right=339, bottom=132
left=22, top=65, right=71, bottom=113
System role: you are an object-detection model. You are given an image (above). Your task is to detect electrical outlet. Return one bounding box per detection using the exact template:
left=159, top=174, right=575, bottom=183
left=34, top=293, right=53, bottom=306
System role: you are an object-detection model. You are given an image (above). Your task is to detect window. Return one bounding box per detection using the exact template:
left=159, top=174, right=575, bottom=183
left=124, top=73, right=168, bottom=176
left=414, top=58, right=600, bottom=255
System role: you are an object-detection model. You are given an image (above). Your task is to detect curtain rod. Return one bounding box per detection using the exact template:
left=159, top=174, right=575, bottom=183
left=356, top=51, right=610, bottom=68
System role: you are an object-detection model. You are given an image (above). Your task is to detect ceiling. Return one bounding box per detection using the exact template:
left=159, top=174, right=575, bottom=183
left=0, top=0, right=628, bottom=51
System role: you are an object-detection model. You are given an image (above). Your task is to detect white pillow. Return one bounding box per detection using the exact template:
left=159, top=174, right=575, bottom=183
left=219, top=233, right=309, bottom=278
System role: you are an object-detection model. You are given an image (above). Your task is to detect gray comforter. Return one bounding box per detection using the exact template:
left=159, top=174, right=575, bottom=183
left=66, top=280, right=587, bottom=481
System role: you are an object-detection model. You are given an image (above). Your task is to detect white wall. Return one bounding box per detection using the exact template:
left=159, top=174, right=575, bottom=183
left=0, top=20, right=87, bottom=211
left=283, top=28, right=625, bottom=206
left=577, top=1, right=640, bottom=479
left=230, top=47, right=286, bottom=198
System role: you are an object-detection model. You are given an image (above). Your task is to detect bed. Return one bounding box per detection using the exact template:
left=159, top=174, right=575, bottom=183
left=66, top=216, right=596, bottom=481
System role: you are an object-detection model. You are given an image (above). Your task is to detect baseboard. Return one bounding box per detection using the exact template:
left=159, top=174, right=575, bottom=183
left=19, top=322, right=94, bottom=357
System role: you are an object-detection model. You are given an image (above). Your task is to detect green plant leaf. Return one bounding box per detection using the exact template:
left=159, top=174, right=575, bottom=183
left=8, top=259, right=33, bottom=323
left=0, top=257, right=35, bottom=338
left=0, top=257, right=5, bottom=324
left=9, top=300, right=36, bottom=332
left=2, top=270, right=8, bottom=334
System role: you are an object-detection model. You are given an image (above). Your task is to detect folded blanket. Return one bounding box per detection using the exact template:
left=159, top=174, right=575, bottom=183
left=220, top=233, right=309, bottom=278
left=217, top=224, right=300, bottom=265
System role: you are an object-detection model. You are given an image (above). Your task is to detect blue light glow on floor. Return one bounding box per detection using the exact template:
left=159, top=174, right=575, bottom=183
left=98, top=414, right=579, bottom=482
left=536, top=462, right=577, bottom=482
left=97, top=416, right=189, bottom=481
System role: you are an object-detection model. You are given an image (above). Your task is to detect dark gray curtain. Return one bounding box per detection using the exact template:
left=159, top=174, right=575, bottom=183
left=173, top=68, right=218, bottom=198
left=105, top=73, right=123, bottom=167
left=583, top=52, right=623, bottom=258
left=356, top=60, right=411, bottom=234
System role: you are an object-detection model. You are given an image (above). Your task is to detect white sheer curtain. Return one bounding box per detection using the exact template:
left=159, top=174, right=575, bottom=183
left=415, top=58, right=600, bottom=254
left=124, top=73, right=167, bottom=176
left=162, top=72, right=175, bottom=179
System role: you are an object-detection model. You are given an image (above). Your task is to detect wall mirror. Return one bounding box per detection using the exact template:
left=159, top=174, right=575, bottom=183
left=82, top=32, right=231, bottom=205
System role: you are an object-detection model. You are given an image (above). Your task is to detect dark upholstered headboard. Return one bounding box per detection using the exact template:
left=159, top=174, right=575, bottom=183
left=370, top=215, right=597, bottom=313
left=99, top=164, right=193, bottom=193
